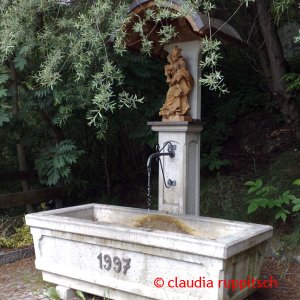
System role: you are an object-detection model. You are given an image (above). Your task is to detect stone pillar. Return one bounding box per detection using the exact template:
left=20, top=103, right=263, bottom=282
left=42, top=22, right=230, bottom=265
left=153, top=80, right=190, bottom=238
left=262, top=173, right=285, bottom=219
left=56, top=286, right=76, bottom=300
left=148, top=40, right=203, bottom=215
left=148, top=122, right=202, bottom=215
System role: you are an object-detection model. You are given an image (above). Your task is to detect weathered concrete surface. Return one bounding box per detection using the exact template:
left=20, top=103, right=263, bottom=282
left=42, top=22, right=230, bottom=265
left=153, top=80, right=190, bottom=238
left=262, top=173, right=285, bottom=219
left=26, top=204, right=273, bottom=300
left=56, top=286, right=76, bottom=300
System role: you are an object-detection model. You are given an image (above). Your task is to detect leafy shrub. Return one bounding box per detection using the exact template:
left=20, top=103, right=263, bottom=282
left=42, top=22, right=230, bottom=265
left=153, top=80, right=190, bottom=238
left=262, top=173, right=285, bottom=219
left=35, top=139, right=84, bottom=186
left=245, top=179, right=300, bottom=222
left=284, top=73, right=300, bottom=92
left=0, top=224, right=32, bottom=248
left=0, top=215, right=23, bottom=237
left=201, top=146, right=230, bottom=171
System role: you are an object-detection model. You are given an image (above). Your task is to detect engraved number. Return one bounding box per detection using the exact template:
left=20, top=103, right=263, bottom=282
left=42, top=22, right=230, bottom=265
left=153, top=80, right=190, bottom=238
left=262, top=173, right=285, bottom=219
left=98, top=253, right=131, bottom=275
left=104, top=254, right=112, bottom=271
left=122, top=258, right=131, bottom=275
left=98, top=253, right=102, bottom=269
left=113, top=256, right=121, bottom=273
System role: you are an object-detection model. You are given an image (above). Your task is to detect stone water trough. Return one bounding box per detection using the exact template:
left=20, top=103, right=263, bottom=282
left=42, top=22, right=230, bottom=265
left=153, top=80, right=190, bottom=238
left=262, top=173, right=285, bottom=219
left=26, top=204, right=272, bottom=300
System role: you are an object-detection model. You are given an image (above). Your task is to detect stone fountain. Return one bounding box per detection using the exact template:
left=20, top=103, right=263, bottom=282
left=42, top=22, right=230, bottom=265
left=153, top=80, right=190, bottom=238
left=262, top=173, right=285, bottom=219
left=25, top=1, right=272, bottom=300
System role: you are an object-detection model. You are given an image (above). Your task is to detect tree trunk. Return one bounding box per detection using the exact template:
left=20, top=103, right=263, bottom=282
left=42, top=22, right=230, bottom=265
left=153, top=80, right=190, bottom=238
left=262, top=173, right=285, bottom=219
left=9, top=60, right=33, bottom=213
left=255, top=0, right=300, bottom=142
left=104, top=138, right=111, bottom=198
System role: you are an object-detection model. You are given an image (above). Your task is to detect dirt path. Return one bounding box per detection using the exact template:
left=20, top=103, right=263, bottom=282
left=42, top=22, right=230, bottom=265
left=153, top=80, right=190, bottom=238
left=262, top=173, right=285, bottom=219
left=0, top=256, right=299, bottom=299
left=0, top=256, right=49, bottom=300
left=247, top=257, right=300, bottom=300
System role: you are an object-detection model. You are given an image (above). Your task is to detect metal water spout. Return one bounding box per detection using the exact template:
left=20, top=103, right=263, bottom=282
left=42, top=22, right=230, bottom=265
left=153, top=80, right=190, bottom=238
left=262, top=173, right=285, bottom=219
left=147, top=142, right=175, bottom=171
left=146, top=141, right=176, bottom=210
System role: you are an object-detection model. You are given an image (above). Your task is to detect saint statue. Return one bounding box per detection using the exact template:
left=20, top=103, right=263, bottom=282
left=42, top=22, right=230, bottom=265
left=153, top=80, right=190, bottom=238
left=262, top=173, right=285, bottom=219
left=159, top=46, right=193, bottom=121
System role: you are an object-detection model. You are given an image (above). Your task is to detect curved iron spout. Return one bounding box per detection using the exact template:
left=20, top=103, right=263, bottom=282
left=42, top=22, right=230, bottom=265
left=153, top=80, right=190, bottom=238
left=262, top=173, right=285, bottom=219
left=147, top=142, right=175, bottom=172
left=146, top=142, right=176, bottom=209
left=147, top=152, right=172, bottom=173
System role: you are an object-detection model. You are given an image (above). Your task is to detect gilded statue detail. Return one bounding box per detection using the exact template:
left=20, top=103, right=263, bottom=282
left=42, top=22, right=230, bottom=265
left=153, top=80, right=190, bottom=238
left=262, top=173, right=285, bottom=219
left=159, top=46, right=193, bottom=121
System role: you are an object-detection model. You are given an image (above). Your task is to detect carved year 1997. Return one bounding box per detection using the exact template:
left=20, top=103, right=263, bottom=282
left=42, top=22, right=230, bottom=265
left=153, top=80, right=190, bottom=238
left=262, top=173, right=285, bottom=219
left=97, top=253, right=131, bottom=275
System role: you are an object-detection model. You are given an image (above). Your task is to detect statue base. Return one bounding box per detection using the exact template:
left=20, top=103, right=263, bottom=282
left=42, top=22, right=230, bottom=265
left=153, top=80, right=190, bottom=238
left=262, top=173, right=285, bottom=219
left=148, top=121, right=203, bottom=215
left=162, top=115, right=192, bottom=122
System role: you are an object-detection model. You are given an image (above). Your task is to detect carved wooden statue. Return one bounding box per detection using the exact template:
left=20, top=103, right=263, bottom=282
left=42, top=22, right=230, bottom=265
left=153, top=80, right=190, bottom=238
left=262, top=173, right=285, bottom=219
left=159, top=46, right=193, bottom=121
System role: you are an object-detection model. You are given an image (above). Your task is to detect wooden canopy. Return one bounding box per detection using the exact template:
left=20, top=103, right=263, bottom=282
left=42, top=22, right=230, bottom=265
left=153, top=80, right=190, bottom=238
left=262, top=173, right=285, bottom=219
left=118, top=0, right=244, bottom=58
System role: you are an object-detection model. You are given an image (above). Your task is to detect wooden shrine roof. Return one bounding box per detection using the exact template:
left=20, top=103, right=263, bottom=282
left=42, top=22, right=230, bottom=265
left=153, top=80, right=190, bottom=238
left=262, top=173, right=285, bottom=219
left=113, top=0, right=244, bottom=58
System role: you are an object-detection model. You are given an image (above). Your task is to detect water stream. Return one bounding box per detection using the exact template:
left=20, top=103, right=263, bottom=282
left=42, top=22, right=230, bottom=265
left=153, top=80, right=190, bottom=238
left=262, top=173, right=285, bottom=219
left=147, top=169, right=152, bottom=211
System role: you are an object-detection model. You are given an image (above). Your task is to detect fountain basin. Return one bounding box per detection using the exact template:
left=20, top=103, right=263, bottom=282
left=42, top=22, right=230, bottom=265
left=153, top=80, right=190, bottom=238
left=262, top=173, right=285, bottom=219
left=25, top=204, right=272, bottom=300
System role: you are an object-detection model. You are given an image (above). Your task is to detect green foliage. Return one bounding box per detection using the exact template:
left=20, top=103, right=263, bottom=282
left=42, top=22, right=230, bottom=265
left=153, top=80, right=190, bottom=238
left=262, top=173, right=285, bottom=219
left=35, top=139, right=84, bottom=186
left=13, top=54, right=27, bottom=71
left=119, top=1, right=246, bottom=95
left=44, top=287, right=60, bottom=300
left=0, top=0, right=146, bottom=138
left=0, top=73, right=9, bottom=84
left=294, top=30, right=300, bottom=43
left=273, top=0, right=294, bottom=22
left=199, top=37, right=228, bottom=95
left=293, top=179, right=300, bottom=186
left=0, top=86, right=7, bottom=97
left=201, top=146, right=230, bottom=171
left=245, top=179, right=300, bottom=222
left=200, top=45, right=269, bottom=172
left=292, top=179, right=300, bottom=212
left=0, top=108, right=10, bottom=126
left=284, top=73, right=300, bottom=92
left=0, top=215, right=23, bottom=237
left=0, top=0, right=297, bottom=214
left=0, top=224, right=32, bottom=248
left=76, top=290, right=86, bottom=300
left=158, top=25, right=178, bottom=45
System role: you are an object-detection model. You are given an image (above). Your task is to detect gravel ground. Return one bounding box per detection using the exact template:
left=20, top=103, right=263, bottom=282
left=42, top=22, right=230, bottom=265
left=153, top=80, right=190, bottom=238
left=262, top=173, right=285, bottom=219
left=0, top=256, right=299, bottom=300
left=247, top=257, right=300, bottom=300
left=0, top=257, right=50, bottom=300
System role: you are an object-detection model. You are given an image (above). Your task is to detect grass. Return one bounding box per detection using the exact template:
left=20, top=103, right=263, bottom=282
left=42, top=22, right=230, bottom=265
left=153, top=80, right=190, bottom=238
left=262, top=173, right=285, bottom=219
left=23, top=271, right=50, bottom=294
left=44, top=287, right=60, bottom=300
